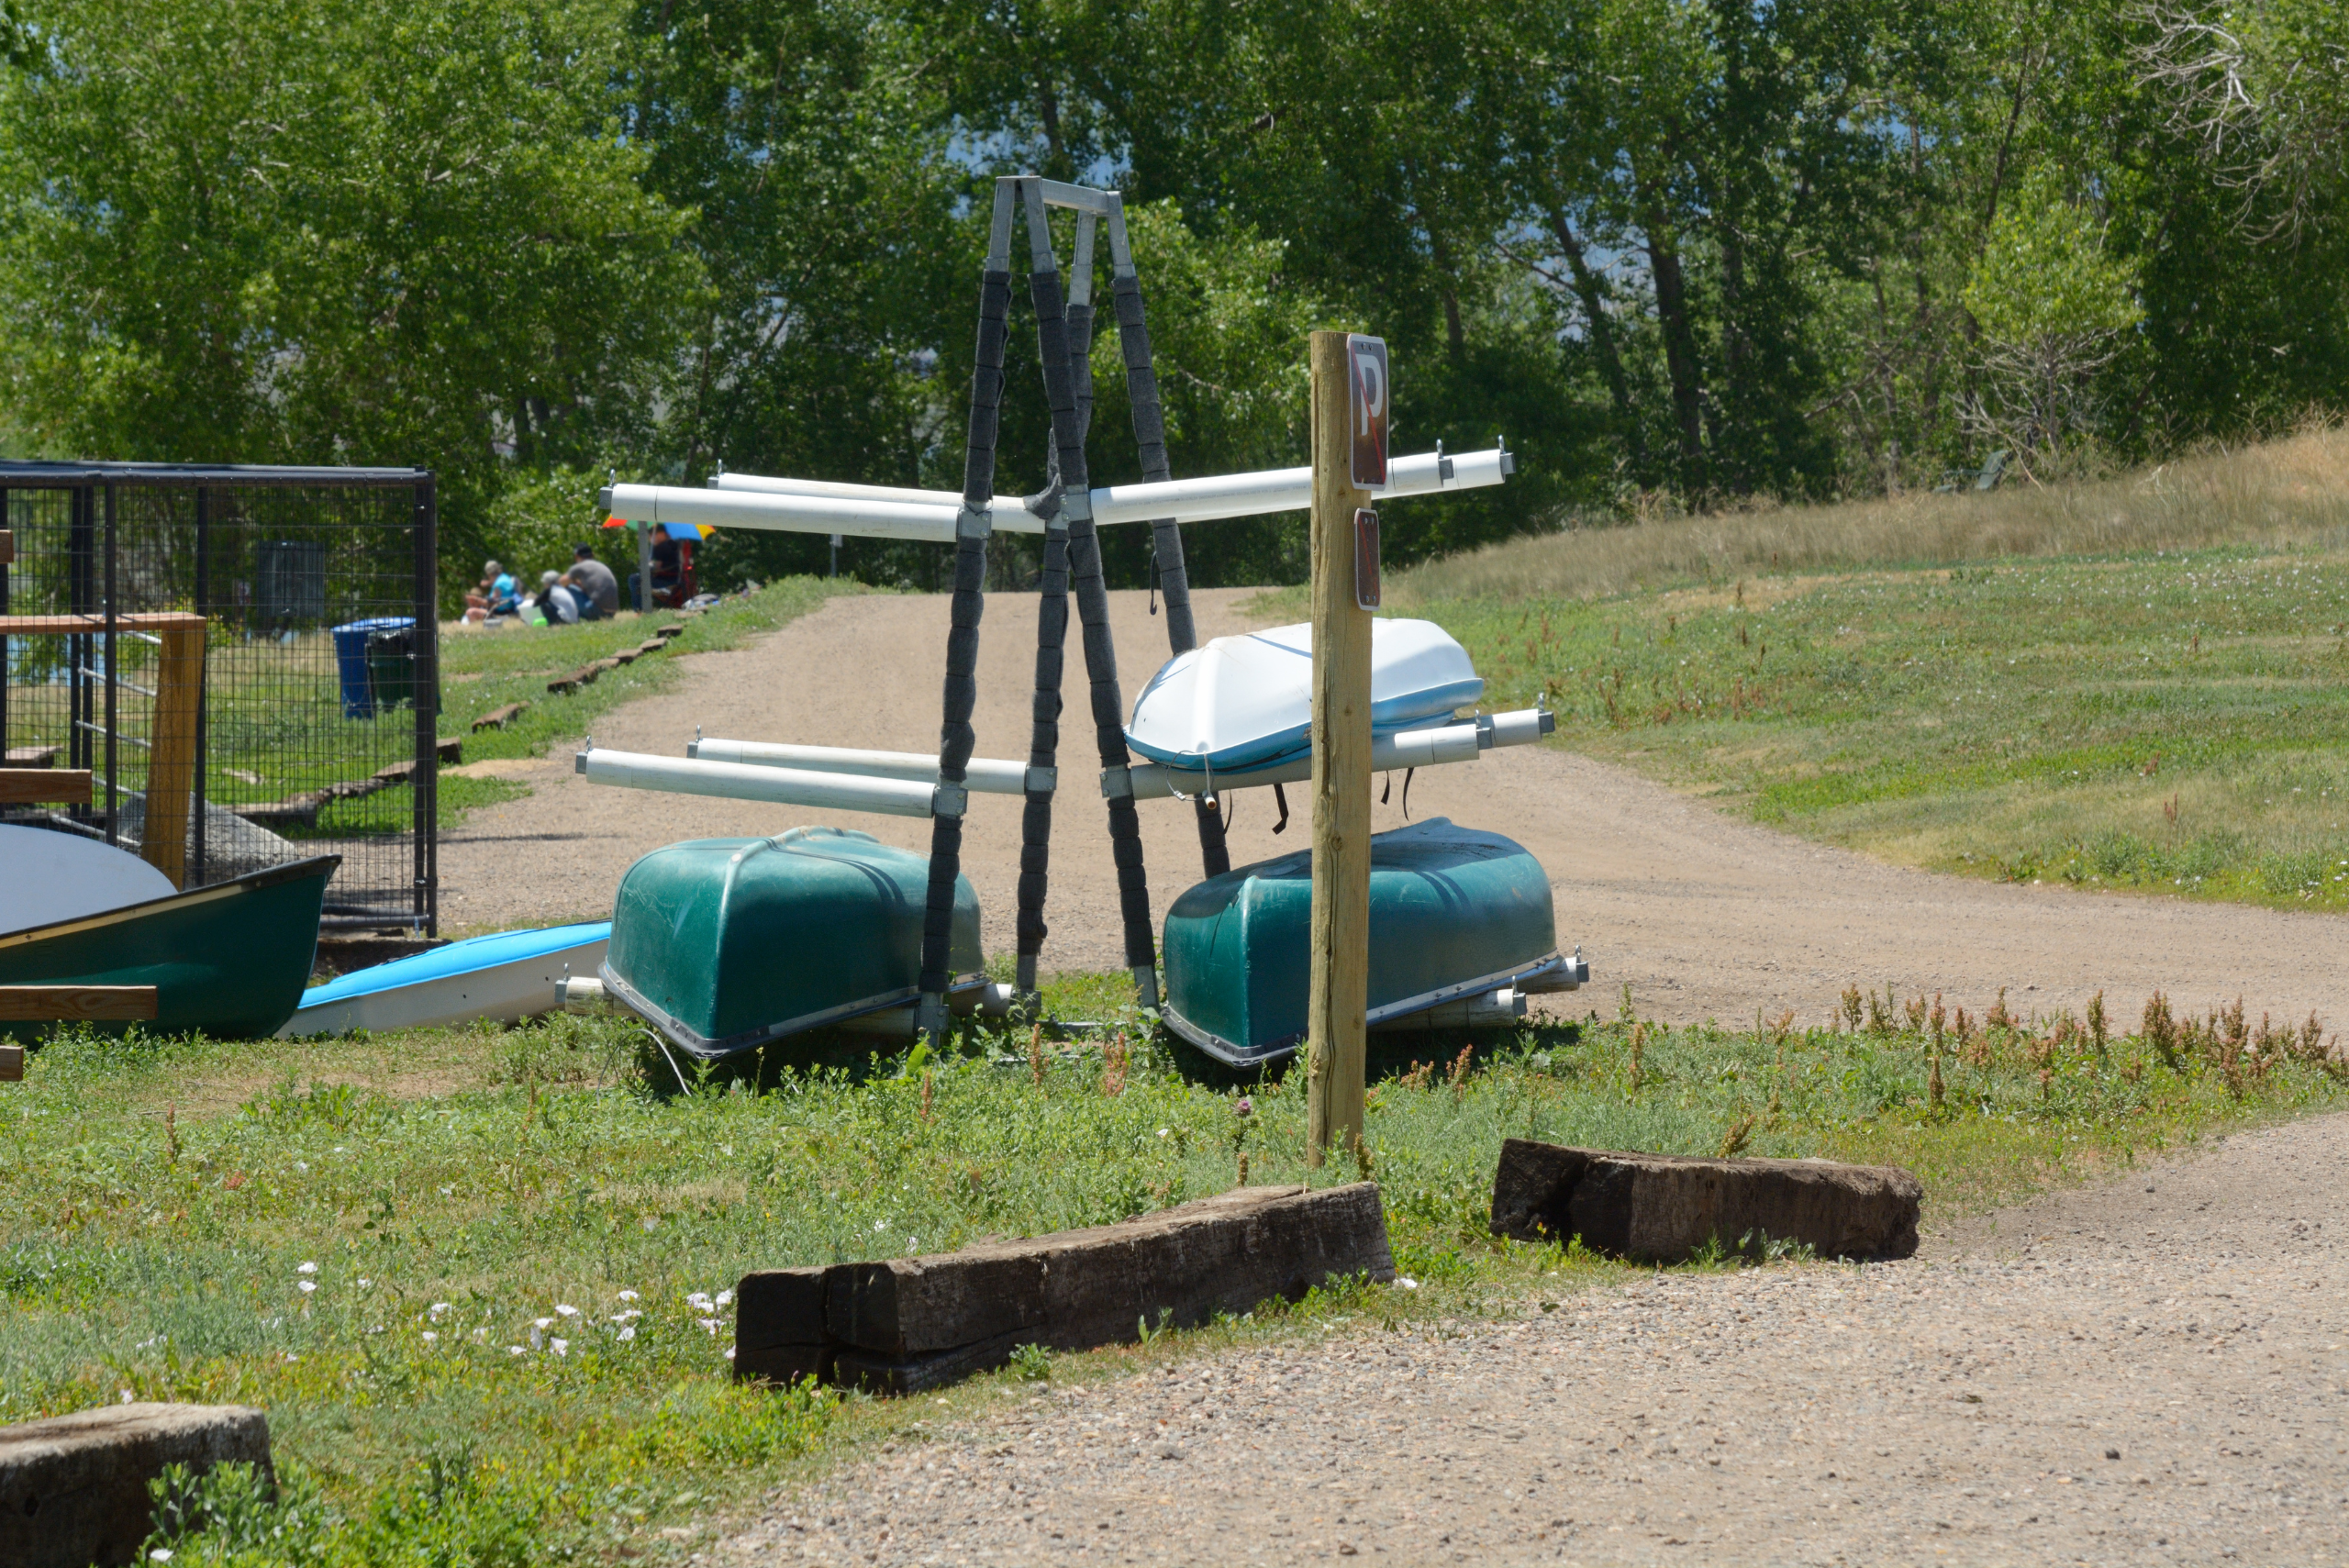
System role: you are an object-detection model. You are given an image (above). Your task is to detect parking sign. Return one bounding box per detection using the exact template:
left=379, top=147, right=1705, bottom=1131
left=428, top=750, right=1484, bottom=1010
left=1347, top=334, right=1388, bottom=486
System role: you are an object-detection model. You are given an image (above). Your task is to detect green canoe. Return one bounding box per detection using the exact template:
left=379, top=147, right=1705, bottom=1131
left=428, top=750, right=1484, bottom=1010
left=0, top=856, right=339, bottom=1042
left=603, top=827, right=985, bottom=1059
left=1161, top=817, right=1564, bottom=1066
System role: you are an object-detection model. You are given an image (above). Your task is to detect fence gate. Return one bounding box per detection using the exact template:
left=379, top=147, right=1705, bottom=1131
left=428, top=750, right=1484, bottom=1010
left=0, top=462, right=440, bottom=934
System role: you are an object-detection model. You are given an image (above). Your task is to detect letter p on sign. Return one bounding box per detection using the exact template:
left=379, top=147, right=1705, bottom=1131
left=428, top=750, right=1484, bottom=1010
left=1347, top=334, right=1389, bottom=487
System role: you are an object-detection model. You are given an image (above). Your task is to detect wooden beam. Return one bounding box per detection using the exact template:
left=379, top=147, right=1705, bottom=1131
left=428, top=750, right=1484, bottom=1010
left=0, top=612, right=208, bottom=635
left=0, top=528, right=13, bottom=567
left=1305, top=329, right=1372, bottom=1166
left=472, top=701, right=528, bottom=731
left=140, top=624, right=207, bottom=888
left=0, top=768, right=92, bottom=806
left=0, top=1044, right=22, bottom=1082
left=0, top=985, right=160, bottom=1021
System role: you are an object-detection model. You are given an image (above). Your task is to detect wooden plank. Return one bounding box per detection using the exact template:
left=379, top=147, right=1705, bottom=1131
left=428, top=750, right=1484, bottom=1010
left=0, top=1045, right=21, bottom=1082
left=0, top=768, right=92, bottom=806
left=0, top=985, right=160, bottom=1021
left=472, top=701, right=528, bottom=731
left=3, top=746, right=57, bottom=768
left=0, top=528, right=12, bottom=567
left=0, top=1403, right=271, bottom=1568
left=1488, top=1138, right=1923, bottom=1262
left=140, top=624, right=207, bottom=888
left=736, top=1184, right=1394, bottom=1395
left=0, top=612, right=207, bottom=635
left=1305, top=328, right=1372, bottom=1166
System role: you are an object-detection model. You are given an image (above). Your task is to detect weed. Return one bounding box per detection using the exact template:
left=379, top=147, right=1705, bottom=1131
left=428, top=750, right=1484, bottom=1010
left=1009, top=1342, right=1052, bottom=1382
left=1717, top=1115, right=1755, bottom=1159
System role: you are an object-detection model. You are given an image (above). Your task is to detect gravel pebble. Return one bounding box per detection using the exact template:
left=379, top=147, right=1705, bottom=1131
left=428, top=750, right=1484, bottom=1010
left=721, top=1114, right=2349, bottom=1565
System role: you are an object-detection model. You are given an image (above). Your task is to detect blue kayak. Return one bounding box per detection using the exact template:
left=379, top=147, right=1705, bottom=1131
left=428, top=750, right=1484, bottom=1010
left=279, top=920, right=611, bottom=1037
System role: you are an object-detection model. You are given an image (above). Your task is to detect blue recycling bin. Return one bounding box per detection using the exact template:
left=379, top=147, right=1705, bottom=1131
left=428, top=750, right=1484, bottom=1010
left=331, top=617, right=414, bottom=718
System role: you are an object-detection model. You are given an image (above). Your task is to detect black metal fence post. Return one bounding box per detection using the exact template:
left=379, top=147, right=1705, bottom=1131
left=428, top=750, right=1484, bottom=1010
left=412, top=474, right=439, bottom=935
left=192, top=485, right=209, bottom=885
left=102, top=482, right=117, bottom=844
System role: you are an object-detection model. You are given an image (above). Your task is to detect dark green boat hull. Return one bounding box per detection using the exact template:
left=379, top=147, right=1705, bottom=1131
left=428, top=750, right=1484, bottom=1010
left=0, top=856, right=339, bottom=1042
left=1161, top=817, right=1560, bottom=1066
left=603, top=828, right=985, bottom=1058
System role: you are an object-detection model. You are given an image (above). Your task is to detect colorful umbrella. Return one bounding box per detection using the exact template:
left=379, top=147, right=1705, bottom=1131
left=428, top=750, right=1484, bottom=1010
left=603, top=516, right=710, bottom=542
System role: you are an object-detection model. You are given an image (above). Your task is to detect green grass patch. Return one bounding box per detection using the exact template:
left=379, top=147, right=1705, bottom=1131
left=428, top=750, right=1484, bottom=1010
left=5, top=974, right=2341, bottom=1563
left=1424, top=543, right=2349, bottom=912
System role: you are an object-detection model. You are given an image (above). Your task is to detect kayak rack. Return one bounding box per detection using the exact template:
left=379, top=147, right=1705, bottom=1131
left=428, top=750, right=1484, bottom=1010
left=584, top=173, right=1519, bottom=1042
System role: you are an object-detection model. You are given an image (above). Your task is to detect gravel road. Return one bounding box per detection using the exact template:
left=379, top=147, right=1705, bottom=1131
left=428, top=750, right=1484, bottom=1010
left=440, top=587, right=2349, bottom=1031
left=720, top=1112, right=2349, bottom=1566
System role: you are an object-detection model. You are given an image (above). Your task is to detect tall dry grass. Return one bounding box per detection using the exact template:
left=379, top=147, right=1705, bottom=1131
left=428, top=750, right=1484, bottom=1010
left=1395, top=425, right=2349, bottom=605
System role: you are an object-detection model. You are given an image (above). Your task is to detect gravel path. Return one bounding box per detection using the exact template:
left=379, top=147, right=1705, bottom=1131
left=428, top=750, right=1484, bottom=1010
left=721, top=1114, right=2349, bottom=1566
left=439, top=588, right=2349, bottom=1030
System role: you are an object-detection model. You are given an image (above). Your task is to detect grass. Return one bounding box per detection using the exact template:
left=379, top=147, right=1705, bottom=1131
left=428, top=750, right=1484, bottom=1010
left=6, top=973, right=2344, bottom=1565
left=1424, top=544, right=2349, bottom=911
left=1392, top=423, right=2349, bottom=605
left=388, top=578, right=851, bottom=835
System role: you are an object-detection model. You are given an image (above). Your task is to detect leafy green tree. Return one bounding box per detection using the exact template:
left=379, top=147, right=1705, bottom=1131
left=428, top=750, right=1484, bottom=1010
left=0, top=0, right=695, bottom=593
left=1961, top=172, right=2144, bottom=476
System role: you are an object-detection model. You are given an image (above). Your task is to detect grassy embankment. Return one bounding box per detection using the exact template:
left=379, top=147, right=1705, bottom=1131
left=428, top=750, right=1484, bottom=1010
left=1399, top=427, right=2349, bottom=911
left=280, top=578, right=851, bottom=840
left=7, top=982, right=2343, bottom=1564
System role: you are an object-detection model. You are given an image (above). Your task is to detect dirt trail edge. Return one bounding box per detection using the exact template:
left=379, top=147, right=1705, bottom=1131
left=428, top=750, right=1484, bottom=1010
left=725, top=1114, right=2349, bottom=1566
left=439, top=587, right=2349, bottom=1032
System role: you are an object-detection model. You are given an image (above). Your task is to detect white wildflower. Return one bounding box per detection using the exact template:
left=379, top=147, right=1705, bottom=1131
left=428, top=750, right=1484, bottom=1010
left=421, top=1331, right=440, bottom=1344
left=297, top=1281, right=317, bottom=1295
left=616, top=1326, right=636, bottom=1341
left=550, top=1339, right=569, bottom=1357
left=714, top=1289, right=734, bottom=1308
left=296, top=1262, right=318, bottom=1274
left=555, top=1304, right=581, bottom=1318
left=617, top=1290, right=640, bottom=1302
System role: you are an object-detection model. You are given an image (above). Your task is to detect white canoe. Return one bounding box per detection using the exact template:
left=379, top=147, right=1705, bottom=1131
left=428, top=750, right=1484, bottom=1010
left=0, top=824, right=179, bottom=934
left=280, top=920, right=610, bottom=1037
left=1125, top=618, right=1483, bottom=773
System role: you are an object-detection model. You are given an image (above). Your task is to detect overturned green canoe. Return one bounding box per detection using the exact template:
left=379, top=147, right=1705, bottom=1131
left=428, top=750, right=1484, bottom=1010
left=603, top=827, right=985, bottom=1059
left=0, top=856, right=339, bottom=1042
left=1161, top=817, right=1567, bottom=1066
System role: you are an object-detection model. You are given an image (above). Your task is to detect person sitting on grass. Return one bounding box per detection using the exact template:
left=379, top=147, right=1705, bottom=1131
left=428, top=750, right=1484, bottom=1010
left=463, top=560, right=520, bottom=621
left=533, top=569, right=583, bottom=625
left=561, top=542, right=619, bottom=621
left=628, top=524, right=683, bottom=608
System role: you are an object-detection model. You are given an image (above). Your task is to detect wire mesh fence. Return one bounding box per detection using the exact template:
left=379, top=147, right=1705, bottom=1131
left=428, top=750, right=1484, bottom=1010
left=0, top=463, right=440, bottom=933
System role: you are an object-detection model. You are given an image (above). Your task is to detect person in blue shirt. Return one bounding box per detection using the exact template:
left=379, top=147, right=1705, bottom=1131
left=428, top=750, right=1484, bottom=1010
left=465, top=560, right=521, bottom=620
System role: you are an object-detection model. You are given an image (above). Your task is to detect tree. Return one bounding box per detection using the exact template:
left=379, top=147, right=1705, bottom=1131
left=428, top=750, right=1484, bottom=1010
left=1960, top=172, right=2143, bottom=476
left=0, top=0, right=696, bottom=588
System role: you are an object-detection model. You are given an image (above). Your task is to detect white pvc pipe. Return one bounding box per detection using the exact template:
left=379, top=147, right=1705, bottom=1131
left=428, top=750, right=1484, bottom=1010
left=603, top=483, right=976, bottom=543
left=608, top=446, right=1513, bottom=542
left=575, top=746, right=942, bottom=817
left=690, top=738, right=1032, bottom=795
left=1124, top=717, right=1499, bottom=799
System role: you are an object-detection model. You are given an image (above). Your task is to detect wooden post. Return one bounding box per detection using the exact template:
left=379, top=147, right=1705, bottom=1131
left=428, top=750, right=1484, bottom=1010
left=1305, top=330, right=1372, bottom=1165
left=141, top=622, right=206, bottom=888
